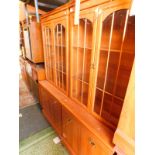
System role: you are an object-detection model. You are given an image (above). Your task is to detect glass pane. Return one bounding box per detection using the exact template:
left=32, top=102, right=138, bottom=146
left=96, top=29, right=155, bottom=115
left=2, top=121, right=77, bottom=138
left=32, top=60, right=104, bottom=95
left=71, top=18, right=93, bottom=107
left=94, top=89, right=103, bottom=114
left=115, top=16, right=135, bottom=98
left=54, top=24, right=67, bottom=92
left=93, top=9, right=135, bottom=127
left=44, top=27, right=55, bottom=83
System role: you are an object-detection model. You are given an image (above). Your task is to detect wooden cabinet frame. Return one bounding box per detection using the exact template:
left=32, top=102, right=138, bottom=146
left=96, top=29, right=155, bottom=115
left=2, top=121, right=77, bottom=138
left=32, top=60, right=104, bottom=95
left=40, top=0, right=134, bottom=154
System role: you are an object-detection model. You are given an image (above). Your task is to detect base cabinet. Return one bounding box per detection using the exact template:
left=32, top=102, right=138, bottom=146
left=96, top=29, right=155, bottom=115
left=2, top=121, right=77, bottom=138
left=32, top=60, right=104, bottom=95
left=39, top=82, right=114, bottom=155
left=39, top=85, right=62, bottom=135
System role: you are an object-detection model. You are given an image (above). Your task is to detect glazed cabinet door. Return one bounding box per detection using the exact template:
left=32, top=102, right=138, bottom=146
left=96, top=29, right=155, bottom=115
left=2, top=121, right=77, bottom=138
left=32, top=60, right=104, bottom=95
left=92, top=7, right=135, bottom=127
left=52, top=16, right=69, bottom=95
left=62, top=106, right=80, bottom=155
left=80, top=126, right=113, bottom=155
left=70, top=7, right=98, bottom=109
left=42, top=23, right=56, bottom=84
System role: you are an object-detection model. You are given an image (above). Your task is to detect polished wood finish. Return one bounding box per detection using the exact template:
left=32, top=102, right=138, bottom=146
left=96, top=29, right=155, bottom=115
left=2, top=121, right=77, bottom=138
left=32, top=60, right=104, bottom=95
left=41, top=9, right=69, bottom=95
left=39, top=0, right=134, bottom=154
left=20, top=56, right=45, bottom=100
left=113, top=61, right=135, bottom=155
left=23, top=17, right=44, bottom=63
left=29, top=22, right=44, bottom=63
left=39, top=80, right=114, bottom=155
left=62, top=107, right=80, bottom=155
left=80, top=125, right=113, bottom=155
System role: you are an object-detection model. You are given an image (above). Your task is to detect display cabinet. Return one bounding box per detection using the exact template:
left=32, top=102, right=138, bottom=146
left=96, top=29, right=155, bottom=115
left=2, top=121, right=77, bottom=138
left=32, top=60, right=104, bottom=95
left=42, top=12, right=69, bottom=95
left=70, top=5, right=135, bottom=128
left=40, top=0, right=135, bottom=154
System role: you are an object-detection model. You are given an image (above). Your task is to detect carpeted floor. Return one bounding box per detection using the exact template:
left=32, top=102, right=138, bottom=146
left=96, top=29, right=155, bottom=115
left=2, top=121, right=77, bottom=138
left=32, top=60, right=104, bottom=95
left=19, top=127, right=69, bottom=155
left=19, top=103, right=50, bottom=141
left=19, top=76, right=38, bottom=108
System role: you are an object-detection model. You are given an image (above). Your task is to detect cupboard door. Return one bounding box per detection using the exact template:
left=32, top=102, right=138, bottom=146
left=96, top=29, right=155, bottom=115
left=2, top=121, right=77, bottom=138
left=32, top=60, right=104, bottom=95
left=39, top=86, right=50, bottom=114
left=80, top=126, right=112, bottom=155
left=62, top=107, right=80, bottom=155
left=49, top=96, right=62, bottom=135
left=93, top=9, right=135, bottom=126
left=70, top=9, right=97, bottom=108
left=42, top=24, right=56, bottom=84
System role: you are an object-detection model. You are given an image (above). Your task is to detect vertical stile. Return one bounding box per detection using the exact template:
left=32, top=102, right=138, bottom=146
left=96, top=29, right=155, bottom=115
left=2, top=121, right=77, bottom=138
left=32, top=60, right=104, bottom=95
left=45, top=28, right=49, bottom=80
left=61, top=24, right=64, bottom=90
left=81, top=19, right=87, bottom=104
left=54, top=25, right=57, bottom=86
left=56, top=25, right=60, bottom=87
left=76, top=21, right=80, bottom=98
left=99, top=12, right=115, bottom=116
left=43, top=28, right=48, bottom=80
left=109, top=10, right=129, bottom=116
left=47, top=28, right=51, bottom=81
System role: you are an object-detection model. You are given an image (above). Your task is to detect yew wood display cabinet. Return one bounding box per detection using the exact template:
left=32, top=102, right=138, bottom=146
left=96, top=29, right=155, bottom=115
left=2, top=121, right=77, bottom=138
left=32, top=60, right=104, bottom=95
left=39, top=0, right=135, bottom=154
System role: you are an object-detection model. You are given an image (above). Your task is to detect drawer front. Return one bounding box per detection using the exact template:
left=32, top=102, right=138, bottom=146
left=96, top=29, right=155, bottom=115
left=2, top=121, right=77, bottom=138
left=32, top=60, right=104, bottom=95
left=80, top=126, right=113, bottom=155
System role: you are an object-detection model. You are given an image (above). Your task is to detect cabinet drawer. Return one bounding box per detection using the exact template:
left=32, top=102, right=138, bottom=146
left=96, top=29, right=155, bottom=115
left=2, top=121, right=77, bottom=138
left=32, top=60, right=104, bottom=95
left=80, top=126, right=113, bottom=155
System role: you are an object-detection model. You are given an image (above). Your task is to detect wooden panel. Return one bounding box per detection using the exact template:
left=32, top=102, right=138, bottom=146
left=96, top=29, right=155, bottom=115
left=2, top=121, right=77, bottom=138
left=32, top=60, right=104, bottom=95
left=39, top=81, right=114, bottom=152
left=80, top=125, right=113, bottom=155
left=49, top=95, right=62, bottom=135
left=29, top=22, right=44, bottom=63
left=62, top=106, right=80, bottom=155
left=113, top=61, right=135, bottom=155
left=39, top=84, right=62, bottom=135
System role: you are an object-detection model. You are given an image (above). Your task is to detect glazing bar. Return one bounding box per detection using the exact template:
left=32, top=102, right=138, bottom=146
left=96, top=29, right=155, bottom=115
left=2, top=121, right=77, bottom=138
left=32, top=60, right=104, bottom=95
left=61, top=25, right=64, bottom=89
left=76, top=22, right=80, bottom=98
left=57, top=25, right=60, bottom=87
left=81, top=19, right=87, bottom=104
left=54, top=26, right=57, bottom=86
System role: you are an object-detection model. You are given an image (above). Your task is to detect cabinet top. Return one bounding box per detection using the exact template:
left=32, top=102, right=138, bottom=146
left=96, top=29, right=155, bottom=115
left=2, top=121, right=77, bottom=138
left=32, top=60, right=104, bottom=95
left=39, top=80, right=115, bottom=151
left=40, top=0, right=132, bottom=21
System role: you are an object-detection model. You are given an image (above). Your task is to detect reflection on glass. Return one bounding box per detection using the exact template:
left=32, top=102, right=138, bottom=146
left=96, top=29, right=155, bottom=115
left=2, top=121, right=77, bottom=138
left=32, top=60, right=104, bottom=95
left=54, top=24, right=67, bottom=92
left=93, top=9, right=135, bottom=127
left=71, top=18, right=93, bottom=107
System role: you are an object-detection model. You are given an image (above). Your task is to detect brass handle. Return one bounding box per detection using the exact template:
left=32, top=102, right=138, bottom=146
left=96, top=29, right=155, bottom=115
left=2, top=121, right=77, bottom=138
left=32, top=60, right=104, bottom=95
left=88, top=138, right=95, bottom=146
left=90, top=63, right=95, bottom=69
left=67, top=118, right=72, bottom=123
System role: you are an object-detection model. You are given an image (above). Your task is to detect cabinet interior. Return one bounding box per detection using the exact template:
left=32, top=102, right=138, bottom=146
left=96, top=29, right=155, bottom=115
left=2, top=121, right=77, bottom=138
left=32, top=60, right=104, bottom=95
left=71, top=18, right=93, bottom=107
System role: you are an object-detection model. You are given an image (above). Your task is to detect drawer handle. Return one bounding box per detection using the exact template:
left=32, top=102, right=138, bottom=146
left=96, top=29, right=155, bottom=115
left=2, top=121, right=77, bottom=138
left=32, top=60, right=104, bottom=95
left=67, top=118, right=72, bottom=123
left=88, top=138, right=95, bottom=146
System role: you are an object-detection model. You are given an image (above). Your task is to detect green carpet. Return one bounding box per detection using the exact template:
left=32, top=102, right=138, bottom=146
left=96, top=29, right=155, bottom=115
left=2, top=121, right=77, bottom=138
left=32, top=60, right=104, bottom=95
left=19, top=127, right=69, bottom=155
